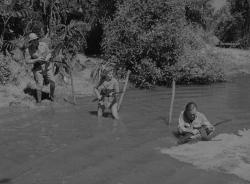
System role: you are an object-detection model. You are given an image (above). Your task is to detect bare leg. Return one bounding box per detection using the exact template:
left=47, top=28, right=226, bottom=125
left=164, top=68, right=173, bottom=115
left=34, top=71, right=43, bottom=104
left=36, top=88, right=42, bottom=103
left=111, top=103, right=119, bottom=120
left=97, top=106, right=104, bottom=118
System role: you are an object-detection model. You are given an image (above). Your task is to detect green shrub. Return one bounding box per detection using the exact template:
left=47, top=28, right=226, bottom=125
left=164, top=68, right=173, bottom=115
left=0, top=54, right=11, bottom=85
left=130, top=58, right=162, bottom=88
left=176, top=46, right=225, bottom=84
left=102, top=0, right=224, bottom=88
left=102, top=0, right=186, bottom=87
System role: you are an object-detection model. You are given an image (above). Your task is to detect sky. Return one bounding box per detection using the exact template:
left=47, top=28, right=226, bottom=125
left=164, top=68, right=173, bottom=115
left=210, top=0, right=227, bottom=11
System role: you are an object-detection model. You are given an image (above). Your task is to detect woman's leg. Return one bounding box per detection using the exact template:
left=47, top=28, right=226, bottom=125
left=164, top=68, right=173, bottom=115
left=111, top=102, right=119, bottom=120
left=34, top=70, right=43, bottom=103
left=97, top=105, right=104, bottom=117
left=49, top=80, right=55, bottom=101
left=46, top=67, right=56, bottom=101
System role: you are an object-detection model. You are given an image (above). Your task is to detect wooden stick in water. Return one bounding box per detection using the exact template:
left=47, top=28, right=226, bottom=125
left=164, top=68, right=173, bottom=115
left=213, top=119, right=232, bottom=127
left=70, top=70, right=76, bottom=105
left=118, top=70, right=131, bottom=111
left=168, top=79, right=176, bottom=127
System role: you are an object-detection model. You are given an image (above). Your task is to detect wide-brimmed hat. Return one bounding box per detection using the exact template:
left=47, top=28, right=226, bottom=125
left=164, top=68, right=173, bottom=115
left=28, top=33, right=39, bottom=42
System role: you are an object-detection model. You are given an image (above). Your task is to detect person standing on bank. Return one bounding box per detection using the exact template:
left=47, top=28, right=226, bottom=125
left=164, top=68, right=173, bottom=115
left=26, top=33, right=55, bottom=103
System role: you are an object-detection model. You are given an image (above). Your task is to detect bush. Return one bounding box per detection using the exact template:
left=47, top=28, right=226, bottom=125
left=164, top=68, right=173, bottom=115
left=176, top=46, right=225, bottom=84
left=102, top=0, right=225, bottom=88
left=102, top=0, right=185, bottom=87
left=0, top=54, right=11, bottom=85
left=130, top=58, right=162, bottom=88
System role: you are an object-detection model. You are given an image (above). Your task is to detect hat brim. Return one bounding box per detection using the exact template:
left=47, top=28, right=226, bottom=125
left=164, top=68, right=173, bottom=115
left=28, top=37, right=39, bottom=42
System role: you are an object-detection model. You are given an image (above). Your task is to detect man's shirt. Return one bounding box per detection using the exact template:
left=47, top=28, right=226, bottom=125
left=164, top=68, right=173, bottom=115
left=178, top=111, right=213, bottom=134
left=26, top=42, right=51, bottom=71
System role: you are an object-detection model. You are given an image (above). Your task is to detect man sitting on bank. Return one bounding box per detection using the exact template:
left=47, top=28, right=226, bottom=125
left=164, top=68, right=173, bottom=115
left=178, top=102, right=215, bottom=144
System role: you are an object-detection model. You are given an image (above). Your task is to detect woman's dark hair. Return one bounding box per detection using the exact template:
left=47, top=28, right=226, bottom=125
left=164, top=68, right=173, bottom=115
left=185, top=102, right=197, bottom=112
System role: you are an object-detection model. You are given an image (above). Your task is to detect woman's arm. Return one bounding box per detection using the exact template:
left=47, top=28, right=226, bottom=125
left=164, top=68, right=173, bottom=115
left=26, top=57, right=45, bottom=64
left=94, top=87, right=102, bottom=100
left=94, top=81, right=104, bottom=100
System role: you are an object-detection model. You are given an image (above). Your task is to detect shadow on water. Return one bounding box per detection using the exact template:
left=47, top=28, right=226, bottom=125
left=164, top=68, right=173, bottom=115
left=88, top=111, right=112, bottom=118
left=156, top=116, right=168, bottom=124
left=0, top=179, right=11, bottom=183
left=23, top=87, right=50, bottom=101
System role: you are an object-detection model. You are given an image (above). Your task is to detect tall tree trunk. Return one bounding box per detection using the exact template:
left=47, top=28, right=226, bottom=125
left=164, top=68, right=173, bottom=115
left=245, top=0, right=250, bottom=35
left=69, top=68, right=76, bottom=105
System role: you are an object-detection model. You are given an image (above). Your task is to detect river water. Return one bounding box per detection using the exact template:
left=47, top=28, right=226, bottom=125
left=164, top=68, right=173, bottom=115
left=157, top=75, right=250, bottom=182
left=0, top=75, right=250, bottom=183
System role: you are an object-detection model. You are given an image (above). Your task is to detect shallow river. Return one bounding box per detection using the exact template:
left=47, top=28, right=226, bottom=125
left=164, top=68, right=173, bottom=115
left=0, top=75, right=250, bottom=184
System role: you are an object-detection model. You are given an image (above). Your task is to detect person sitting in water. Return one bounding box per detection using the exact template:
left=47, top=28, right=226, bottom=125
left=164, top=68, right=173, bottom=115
left=178, top=102, right=215, bottom=143
left=94, top=67, right=120, bottom=120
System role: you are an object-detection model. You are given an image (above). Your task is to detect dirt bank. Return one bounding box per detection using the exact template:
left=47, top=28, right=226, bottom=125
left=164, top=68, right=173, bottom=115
left=1, top=47, right=250, bottom=109
left=0, top=54, right=99, bottom=109
left=213, top=47, right=250, bottom=77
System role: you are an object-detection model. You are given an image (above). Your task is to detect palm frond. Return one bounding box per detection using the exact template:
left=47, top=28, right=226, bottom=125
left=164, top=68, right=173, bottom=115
left=12, top=8, right=36, bottom=18
left=90, top=61, right=114, bottom=84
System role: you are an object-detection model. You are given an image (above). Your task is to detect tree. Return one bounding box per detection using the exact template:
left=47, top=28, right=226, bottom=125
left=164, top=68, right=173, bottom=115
left=51, top=20, right=90, bottom=103
left=102, top=0, right=224, bottom=88
left=214, top=0, right=250, bottom=46
left=102, top=0, right=185, bottom=87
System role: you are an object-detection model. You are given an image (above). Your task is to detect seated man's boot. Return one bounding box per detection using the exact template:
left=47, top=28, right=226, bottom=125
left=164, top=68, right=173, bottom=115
left=49, top=81, right=55, bottom=101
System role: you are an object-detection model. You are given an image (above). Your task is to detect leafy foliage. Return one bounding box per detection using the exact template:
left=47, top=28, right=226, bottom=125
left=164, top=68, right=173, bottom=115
left=0, top=54, right=11, bottom=84
left=102, top=0, right=224, bottom=88
left=52, top=20, right=89, bottom=53
left=176, top=45, right=225, bottom=84
left=214, top=0, right=250, bottom=47
left=103, top=0, right=185, bottom=84
left=0, top=0, right=226, bottom=88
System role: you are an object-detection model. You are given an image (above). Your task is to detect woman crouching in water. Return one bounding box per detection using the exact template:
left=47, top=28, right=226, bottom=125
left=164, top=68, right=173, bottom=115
left=94, top=68, right=120, bottom=120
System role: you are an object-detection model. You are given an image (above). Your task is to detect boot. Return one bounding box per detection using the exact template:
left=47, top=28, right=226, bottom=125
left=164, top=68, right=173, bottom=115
left=36, top=89, right=42, bottom=103
left=50, top=81, right=55, bottom=101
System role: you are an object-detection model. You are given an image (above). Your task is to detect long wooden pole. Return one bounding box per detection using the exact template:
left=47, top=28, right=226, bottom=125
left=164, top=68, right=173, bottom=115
left=118, top=70, right=131, bottom=111
left=168, top=79, right=176, bottom=127
left=70, top=69, right=76, bottom=105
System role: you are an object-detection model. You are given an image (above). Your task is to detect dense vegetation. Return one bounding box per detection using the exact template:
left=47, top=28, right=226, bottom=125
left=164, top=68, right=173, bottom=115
left=214, top=0, right=250, bottom=47
left=0, top=0, right=245, bottom=88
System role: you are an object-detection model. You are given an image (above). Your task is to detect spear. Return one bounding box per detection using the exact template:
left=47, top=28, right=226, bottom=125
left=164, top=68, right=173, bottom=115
left=118, top=70, right=131, bottom=111
left=168, top=78, right=176, bottom=127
